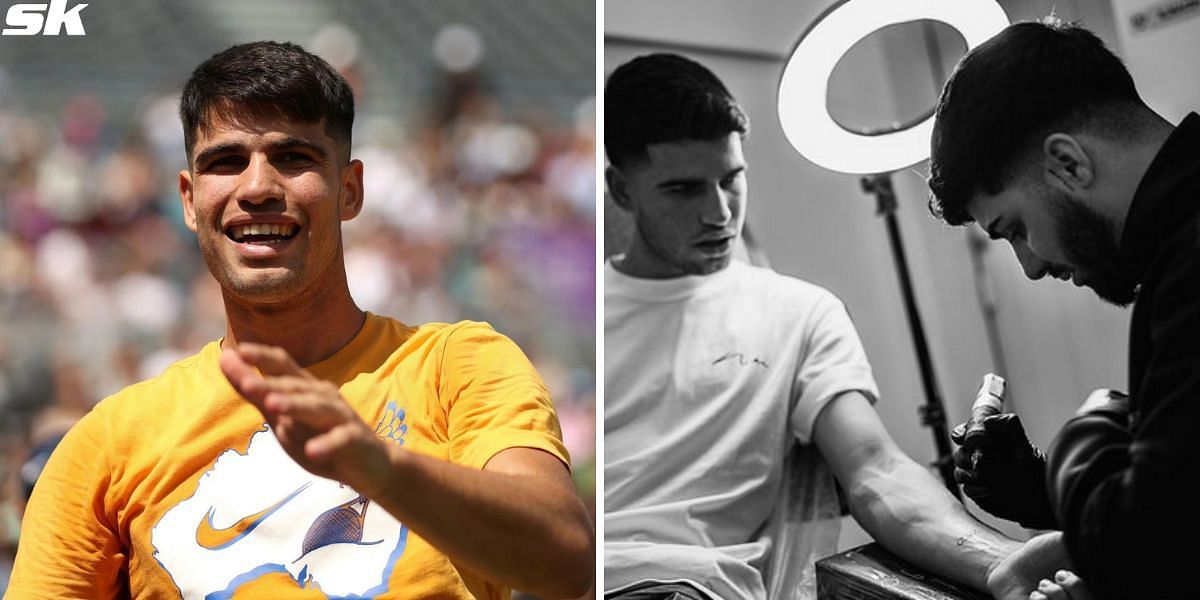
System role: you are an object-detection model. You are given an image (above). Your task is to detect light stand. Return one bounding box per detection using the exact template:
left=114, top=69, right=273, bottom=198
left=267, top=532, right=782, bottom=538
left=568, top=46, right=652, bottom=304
left=861, top=173, right=958, bottom=498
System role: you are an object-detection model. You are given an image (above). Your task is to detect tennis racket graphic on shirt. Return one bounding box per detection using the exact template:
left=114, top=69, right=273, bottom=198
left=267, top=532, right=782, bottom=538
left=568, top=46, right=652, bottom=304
left=296, top=494, right=383, bottom=561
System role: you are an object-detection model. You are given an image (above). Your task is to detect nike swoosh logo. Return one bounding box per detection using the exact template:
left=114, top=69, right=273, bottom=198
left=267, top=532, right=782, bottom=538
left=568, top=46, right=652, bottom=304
left=195, top=482, right=311, bottom=550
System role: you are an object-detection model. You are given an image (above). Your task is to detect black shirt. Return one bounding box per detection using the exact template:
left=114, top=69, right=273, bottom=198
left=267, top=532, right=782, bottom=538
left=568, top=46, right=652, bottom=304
left=1047, top=112, right=1200, bottom=599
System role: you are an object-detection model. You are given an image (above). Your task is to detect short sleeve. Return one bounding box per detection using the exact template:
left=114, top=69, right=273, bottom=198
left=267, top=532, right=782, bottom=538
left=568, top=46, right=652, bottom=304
left=438, top=322, right=570, bottom=471
left=7, top=408, right=128, bottom=599
left=789, top=294, right=880, bottom=443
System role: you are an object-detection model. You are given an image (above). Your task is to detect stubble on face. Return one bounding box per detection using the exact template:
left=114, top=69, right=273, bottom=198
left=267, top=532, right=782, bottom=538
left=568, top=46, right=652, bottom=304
left=197, top=218, right=344, bottom=307
left=632, top=216, right=732, bottom=276
left=1047, top=189, right=1136, bottom=306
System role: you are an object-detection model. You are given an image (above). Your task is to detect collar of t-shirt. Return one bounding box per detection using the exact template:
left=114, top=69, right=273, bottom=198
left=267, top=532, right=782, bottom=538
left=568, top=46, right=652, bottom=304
left=604, top=257, right=741, bottom=303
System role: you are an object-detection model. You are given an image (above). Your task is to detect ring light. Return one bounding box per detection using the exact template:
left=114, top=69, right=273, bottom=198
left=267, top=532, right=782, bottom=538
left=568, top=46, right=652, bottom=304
left=777, top=0, right=1009, bottom=174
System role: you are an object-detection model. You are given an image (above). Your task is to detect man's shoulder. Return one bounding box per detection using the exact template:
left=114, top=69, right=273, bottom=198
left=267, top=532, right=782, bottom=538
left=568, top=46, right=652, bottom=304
left=61, top=342, right=219, bottom=448
left=377, top=317, right=523, bottom=367
left=733, top=261, right=843, bottom=308
left=1140, top=211, right=1200, bottom=293
left=387, top=317, right=506, bottom=347
left=104, top=342, right=219, bottom=405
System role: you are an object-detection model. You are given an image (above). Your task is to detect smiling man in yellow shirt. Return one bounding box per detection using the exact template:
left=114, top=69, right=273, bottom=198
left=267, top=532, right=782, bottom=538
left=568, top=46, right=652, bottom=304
left=7, top=41, right=593, bottom=600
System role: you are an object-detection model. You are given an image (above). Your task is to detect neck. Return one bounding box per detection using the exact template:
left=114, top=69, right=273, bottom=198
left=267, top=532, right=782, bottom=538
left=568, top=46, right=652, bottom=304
left=220, top=268, right=365, bottom=368
left=616, top=231, right=684, bottom=279
left=1108, top=114, right=1176, bottom=231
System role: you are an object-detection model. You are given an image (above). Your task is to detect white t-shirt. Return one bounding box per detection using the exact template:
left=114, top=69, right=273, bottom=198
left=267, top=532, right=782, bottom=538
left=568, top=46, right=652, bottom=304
left=604, top=259, right=880, bottom=600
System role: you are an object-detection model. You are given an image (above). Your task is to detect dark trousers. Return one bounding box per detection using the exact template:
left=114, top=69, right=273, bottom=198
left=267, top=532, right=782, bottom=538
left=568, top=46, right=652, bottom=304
left=605, top=582, right=710, bottom=600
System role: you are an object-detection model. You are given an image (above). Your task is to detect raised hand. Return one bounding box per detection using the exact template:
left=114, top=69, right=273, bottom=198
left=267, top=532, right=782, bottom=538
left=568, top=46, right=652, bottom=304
left=218, top=343, right=392, bottom=497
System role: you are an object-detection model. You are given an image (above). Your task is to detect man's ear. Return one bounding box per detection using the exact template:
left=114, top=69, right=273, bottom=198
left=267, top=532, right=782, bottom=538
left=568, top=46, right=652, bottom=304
left=1042, top=133, right=1094, bottom=193
left=606, top=166, right=633, bottom=211
left=179, top=169, right=198, bottom=233
left=339, top=159, right=365, bottom=221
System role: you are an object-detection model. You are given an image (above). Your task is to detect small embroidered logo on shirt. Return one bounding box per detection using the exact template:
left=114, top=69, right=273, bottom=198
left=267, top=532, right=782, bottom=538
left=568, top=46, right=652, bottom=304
left=712, top=352, right=769, bottom=369
left=374, top=401, right=408, bottom=445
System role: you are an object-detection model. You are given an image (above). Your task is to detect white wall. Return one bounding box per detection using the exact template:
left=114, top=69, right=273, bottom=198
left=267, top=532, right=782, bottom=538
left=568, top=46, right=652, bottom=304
left=604, top=0, right=1162, bottom=552
left=1112, top=0, right=1200, bottom=122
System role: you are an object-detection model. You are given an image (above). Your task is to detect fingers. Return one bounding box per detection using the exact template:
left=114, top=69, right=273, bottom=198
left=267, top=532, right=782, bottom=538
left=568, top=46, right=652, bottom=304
left=263, top=382, right=353, bottom=430
left=952, top=418, right=988, bottom=453
left=304, top=425, right=391, bottom=496
left=222, top=343, right=311, bottom=397
left=961, top=483, right=991, bottom=498
left=982, top=412, right=1023, bottom=440
left=1030, top=572, right=1089, bottom=600
left=951, top=421, right=968, bottom=444
left=306, top=424, right=357, bottom=460
left=219, top=348, right=269, bottom=406
left=955, top=464, right=982, bottom=486
left=220, top=350, right=313, bottom=410
left=969, top=414, right=1032, bottom=465
left=273, top=415, right=308, bottom=450
left=954, top=415, right=1021, bottom=490
left=271, top=415, right=325, bottom=464
left=952, top=419, right=978, bottom=478
left=225, top=341, right=366, bottom=442
left=1031, top=577, right=1071, bottom=600
left=237, top=343, right=312, bottom=379
left=1053, top=570, right=1091, bottom=600
left=953, top=445, right=977, bottom=470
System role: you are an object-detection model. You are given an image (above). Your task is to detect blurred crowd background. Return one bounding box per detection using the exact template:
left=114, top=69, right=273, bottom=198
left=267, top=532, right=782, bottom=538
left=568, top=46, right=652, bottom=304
left=0, top=1, right=596, bottom=594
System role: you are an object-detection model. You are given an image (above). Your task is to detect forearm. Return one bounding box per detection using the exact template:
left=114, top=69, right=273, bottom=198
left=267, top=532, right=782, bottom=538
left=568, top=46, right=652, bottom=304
left=849, top=454, right=1020, bottom=591
left=362, top=444, right=593, bottom=598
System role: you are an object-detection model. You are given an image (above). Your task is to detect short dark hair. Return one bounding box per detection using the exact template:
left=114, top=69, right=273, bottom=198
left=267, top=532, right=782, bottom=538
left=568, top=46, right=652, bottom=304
left=180, top=41, right=355, bottom=164
left=604, top=53, right=749, bottom=168
left=928, top=18, right=1144, bottom=225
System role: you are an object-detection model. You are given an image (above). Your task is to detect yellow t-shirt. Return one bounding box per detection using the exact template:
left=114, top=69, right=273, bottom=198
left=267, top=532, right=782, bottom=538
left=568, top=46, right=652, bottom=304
left=8, top=314, right=569, bottom=599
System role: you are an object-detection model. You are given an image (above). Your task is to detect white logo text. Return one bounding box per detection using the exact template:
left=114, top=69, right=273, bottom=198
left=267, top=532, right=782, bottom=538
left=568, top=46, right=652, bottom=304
left=2, top=0, right=89, bottom=36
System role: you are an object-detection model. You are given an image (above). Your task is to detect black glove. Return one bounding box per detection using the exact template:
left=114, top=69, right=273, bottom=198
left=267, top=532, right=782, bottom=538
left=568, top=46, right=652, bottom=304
left=951, top=413, right=1057, bottom=529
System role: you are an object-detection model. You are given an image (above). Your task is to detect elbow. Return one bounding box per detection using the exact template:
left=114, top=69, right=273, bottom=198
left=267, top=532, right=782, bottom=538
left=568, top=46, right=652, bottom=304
left=542, top=546, right=595, bottom=598
left=521, top=509, right=595, bottom=598
left=844, top=471, right=892, bottom=527
left=843, top=459, right=942, bottom=536
left=551, top=519, right=596, bottom=598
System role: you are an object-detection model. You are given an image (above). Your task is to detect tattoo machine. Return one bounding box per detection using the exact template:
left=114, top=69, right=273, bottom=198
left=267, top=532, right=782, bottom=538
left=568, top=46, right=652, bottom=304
left=967, top=373, right=1006, bottom=469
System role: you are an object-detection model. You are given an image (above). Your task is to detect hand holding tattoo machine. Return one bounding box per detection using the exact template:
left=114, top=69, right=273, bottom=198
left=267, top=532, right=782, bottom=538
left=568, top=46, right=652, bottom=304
left=952, top=373, right=1057, bottom=529
left=966, top=373, right=1006, bottom=468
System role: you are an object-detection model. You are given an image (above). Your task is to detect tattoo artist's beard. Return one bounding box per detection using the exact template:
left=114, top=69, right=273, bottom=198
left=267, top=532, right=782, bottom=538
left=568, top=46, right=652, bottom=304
left=1049, top=191, right=1136, bottom=307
